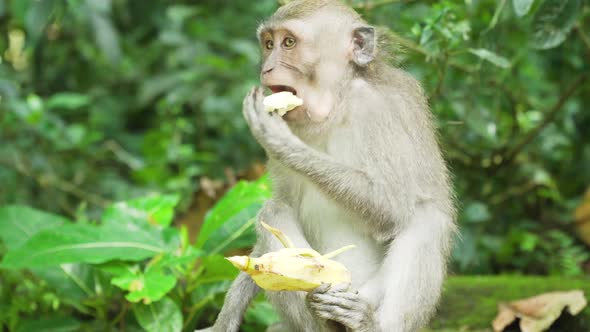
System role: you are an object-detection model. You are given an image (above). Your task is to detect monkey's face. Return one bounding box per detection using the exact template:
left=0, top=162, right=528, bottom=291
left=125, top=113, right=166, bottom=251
left=257, top=13, right=356, bottom=123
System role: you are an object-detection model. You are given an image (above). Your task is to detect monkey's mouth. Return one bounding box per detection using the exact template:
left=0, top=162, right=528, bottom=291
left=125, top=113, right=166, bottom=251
left=268, top=85, right=297, bottom=96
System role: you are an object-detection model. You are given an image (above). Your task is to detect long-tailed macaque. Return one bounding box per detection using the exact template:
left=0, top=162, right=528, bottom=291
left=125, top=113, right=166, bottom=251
left=199, top=1, right=456, bottom=331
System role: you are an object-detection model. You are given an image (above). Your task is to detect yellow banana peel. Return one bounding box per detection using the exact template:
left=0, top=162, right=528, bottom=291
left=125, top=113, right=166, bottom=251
left=226, top=222, right=355, bottom=292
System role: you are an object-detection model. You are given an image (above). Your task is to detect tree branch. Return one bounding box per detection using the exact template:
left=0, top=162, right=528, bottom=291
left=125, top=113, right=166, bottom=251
left=501, top=74, right=589, bottom=165
left=0, top=156, right=111, bottom=208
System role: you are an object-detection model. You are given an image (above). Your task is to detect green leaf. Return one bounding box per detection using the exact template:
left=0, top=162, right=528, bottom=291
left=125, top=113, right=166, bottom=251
left=112, top=268, right=176, bottom=303
left=15, top=316, right=82, bottom=332
left=468, top=48, right=511, bottom=68
left=25, top=0, right=56, bottom=45
left=46, top=93, right=91, bottom=111
left=32, top=264, right=96, bottom=313
left=85, top=0, right=121, bottom=64
left=0, top=205, right=69, bottom=250
left=531, top=0, right=581, bottom=49
left=513, top=0, right=535, bottom=16
left=0, top=223, right=178, bottom=269
left=149, top=246, right=204, bottom=271
left=196, top=176, right=271, bottom=250
left=200, top=254, right=239, bottom=280
left=202, top=211, right=257, bottom=254
left=133, top=297, right=182, bottom=332
left=102, top=194, right=180, bottom=228
left=188, top=255, right=238, bottom=308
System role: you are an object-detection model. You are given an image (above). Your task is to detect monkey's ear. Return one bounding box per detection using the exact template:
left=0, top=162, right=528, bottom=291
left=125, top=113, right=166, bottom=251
left=352, top=26, right=376, bottom=66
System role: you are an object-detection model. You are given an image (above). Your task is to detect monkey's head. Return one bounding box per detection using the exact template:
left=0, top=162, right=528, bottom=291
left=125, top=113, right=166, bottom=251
left=257, top=0, right=377, bottom=123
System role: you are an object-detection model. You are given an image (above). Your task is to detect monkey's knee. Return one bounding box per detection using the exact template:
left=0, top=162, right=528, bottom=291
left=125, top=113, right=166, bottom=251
left=265, top=322, right=294, bottom=332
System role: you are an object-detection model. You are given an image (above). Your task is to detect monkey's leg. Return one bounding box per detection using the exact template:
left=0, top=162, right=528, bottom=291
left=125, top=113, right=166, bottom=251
left=206, top=200, right=313, bottom=332
left=204, top=272, right=260, bottom=332
left=376, top=205, right=455, bottom=332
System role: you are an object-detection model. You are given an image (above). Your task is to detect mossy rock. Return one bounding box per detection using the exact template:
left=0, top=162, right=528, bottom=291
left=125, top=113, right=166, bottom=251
left=427, top=275, right=590, bottom=332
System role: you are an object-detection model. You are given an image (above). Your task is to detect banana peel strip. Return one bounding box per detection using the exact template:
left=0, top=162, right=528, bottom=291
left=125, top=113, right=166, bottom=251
left=226, top=221, right=355, bottom=291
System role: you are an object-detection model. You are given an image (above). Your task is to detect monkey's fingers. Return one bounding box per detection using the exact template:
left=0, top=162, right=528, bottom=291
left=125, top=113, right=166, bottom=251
left=242, top=88, right=255, bottom=121
left=308, top=302, right=351, bottom=326
left=309, top=293, right=357, bottom=310
left=254, top=86, right=265, bottom=113
left=311, top=282, right=332, bottom=294
left=242, top=88, right=262, bottom=133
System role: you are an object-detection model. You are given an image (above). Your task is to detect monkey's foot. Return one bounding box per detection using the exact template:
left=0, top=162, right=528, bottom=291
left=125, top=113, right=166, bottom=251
left=307, top=283, right=379, bottom=332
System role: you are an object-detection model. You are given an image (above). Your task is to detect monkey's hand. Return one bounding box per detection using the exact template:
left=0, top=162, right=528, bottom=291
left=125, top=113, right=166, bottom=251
left=243, top=87, right=300, bottom=156
left=307, top=283, right=380, bottom=332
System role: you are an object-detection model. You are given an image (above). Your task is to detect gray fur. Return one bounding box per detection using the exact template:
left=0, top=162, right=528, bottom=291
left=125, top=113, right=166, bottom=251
left=199, top=1, right=456, bottom=332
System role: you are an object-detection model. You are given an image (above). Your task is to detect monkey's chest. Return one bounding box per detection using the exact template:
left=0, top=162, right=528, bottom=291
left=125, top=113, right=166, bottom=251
left=297, top=182, right=383, bottom=288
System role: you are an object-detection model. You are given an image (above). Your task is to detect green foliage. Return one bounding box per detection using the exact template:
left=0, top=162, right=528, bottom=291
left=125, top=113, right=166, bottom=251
left=0, top=178, right=271, bottom=331
left=133, top=297, right=183, bottom=332
left=532, top=0, right=581, bottom=49
left=361, top=0, right=590, bottom=275
left=0, top=0, right=277, bottom=214
left=0, top=0, right=589, bottom=330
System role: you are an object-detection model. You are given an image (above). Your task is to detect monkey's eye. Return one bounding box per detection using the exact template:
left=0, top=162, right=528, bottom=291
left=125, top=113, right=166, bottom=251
left=265, top=40, right=274, bottom=50
left=282, top=37, right=296, bottom=49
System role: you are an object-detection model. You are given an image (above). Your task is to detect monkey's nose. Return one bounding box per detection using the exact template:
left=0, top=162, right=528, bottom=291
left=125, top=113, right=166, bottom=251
left=262, top=67, right=274, bottom=75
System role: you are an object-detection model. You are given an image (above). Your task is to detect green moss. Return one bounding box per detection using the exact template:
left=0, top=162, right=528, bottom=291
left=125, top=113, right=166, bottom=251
left=428, top=275, right=590, bottom=331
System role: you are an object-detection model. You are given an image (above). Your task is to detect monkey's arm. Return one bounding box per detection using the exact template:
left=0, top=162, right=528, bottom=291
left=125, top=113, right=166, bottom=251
left=244, top=87, right=412, bottom=240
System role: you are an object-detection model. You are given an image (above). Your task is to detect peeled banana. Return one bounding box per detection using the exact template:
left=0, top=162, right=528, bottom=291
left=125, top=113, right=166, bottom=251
left=263, top=91, right=304, bottom=116
left=226, top=222, right=355, bottom=292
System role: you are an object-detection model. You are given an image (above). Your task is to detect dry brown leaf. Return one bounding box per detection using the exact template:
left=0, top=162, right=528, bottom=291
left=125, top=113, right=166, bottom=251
left=492, top=290, right=587, bottom=332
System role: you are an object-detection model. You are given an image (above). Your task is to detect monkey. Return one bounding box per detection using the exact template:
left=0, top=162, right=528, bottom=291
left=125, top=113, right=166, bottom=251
left=198, top=1, right=456, bottom=331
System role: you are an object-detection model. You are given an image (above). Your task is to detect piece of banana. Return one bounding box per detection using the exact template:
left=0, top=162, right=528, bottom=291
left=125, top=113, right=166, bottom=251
left=226, top=222, right=355, bottom=292
left=263, top=91, right=304, bottom=116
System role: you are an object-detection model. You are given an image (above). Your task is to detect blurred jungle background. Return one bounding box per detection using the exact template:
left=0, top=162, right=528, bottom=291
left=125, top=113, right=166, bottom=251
left=0, top=0, right=589, bottom=331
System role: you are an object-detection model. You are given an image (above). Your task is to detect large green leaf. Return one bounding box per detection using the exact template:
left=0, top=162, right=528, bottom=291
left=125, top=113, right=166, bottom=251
left=513, top=0, right=535, bottom=16
left=102, top=194, right=180, bottom=228
left=202, top=209, right=258, bottom=254
left=0, top=223, right=178, bottom=269
left=0, top=205, right=69, bottom=250
left=133, top=297, right=182, bottom=332
left=196, top=176, right=271, bottom=251
left=531, top=0, right=581, bottom=49
left=200, top=254, right=239, bottom=280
